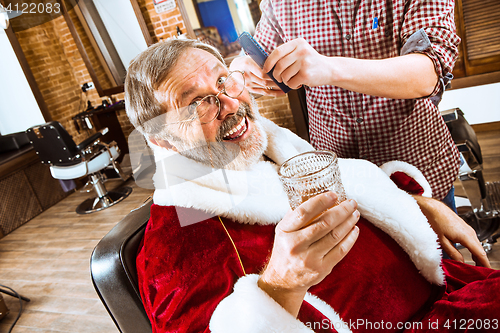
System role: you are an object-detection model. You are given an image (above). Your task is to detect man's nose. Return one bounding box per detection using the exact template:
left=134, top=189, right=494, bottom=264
left=217, top=93, right=240, bottom=120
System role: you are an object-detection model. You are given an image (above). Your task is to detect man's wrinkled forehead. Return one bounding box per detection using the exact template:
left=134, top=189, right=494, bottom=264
left=154, top=49, right=227, bottom=111
left=179, top=60, right=227, bottom=104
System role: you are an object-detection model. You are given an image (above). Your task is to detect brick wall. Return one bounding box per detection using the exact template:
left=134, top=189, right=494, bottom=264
left=14, top=0, right=296, bottom=146
left=15, top=16, right=97, bottom=144
left=138, top=0, right=186, bottom=42
left=256, top=95, right=297, bottom=133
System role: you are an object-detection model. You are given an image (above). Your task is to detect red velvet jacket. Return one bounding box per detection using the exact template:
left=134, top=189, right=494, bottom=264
left=138, top=118, right=499, bottom=332
left=137, top=205, right=500, bottom=332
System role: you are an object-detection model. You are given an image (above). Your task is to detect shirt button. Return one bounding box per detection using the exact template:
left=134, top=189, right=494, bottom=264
left=345, top=34, right=351, bottom=40
left=356, top=117, right=364, bottom=123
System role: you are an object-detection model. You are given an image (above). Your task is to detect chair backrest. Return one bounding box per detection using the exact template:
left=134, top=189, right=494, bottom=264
left=444, top=108, right=482, bottom=168
left=90, top=198, right=153, bottom=333
left=26, top=121, right=81, bottom=166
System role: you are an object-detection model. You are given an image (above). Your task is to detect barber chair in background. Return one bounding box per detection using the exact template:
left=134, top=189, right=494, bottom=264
left=442, top=108, right=500, bottom=252
left=90, top=198, right=153, bottom=333
left=26, top=121, right=132, bottom=214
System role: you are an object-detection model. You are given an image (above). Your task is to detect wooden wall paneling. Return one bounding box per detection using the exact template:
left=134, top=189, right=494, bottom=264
left=454, top=0, right=500, bottom=80
left=0, top=171, right=42, bottom=235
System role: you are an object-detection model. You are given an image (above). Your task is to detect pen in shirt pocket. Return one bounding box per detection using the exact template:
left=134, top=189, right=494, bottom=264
left=372, top=9, right=381, bottom=29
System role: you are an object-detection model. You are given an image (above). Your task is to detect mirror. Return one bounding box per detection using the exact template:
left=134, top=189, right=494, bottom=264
left=61, top=0, right=154, bottom=97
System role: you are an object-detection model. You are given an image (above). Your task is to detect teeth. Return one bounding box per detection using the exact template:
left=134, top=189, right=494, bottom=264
left=224, top=117, right=246, bottom=139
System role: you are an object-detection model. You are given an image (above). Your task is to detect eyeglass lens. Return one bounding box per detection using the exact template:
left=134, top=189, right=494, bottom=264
left=197, top=71, right=245, bottom=123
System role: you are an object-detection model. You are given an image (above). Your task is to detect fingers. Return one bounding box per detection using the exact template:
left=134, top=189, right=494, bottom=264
left=245, top=69, right=271, bottom=87
left=457, top=226, right=491, bottom=268
left=243, top=66, right=286, bottom=96
left=465, top=245, right=491, bottom=268
left=265, top=42, right=302, bottom=84
left=231, top=55, right=278, bottom=95
left=471, top=251, right=491, bottom=268
left=309, top=208, right=360, bottom=255
left=264, top=39, right=300, bottom=73
left=279, top=192, right=339, bottom=232
left=460, top=237, right=491, bottom=268
left=448, top=222, right=491, bottom=268
left=247, top=81, right=286, bottom=97
left=440, top=237, right=465, bottom=263
left=302, top=198, right=359, bottom=242
left=323, top=226, right=359, bottom=266
left=264, top=38, right=322, bottom=88
left=269, top=53, right=297, bottom=84
left=249, top=87, right=287, bottom=97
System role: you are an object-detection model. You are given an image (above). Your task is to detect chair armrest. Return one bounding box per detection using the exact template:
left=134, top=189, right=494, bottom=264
left=441, top=107, right=460, bottom=123
left=76, top=132, right=102, bottom=151
left=75, top=128, right=109, bottom=152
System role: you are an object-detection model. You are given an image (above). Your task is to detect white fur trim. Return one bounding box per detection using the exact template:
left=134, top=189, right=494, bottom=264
left=303, top=294, right=352, bottom=333
left=340, top=159, right=444, bottom=285
left=260, top=117, right=314, bottom=166
left=151, top=117, right=313, bottom=225
left=150, top=118, right=444, bottom=285
left=210, top=274, right=314, bottom=332
left=380, top=161, right=432, bottom=198
left=151, top=151, right=290, bottom=225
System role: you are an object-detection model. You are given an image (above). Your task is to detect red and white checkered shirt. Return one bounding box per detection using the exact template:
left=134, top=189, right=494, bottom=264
left=254, top=0, right=461, bottom=200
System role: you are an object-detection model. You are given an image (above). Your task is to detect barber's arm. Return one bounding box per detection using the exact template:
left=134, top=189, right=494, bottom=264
left=232, top=36, right=439, bottom=99
left=262, top=38, right=438, bottom=99
left=258, top=192, right=360, bottom=317
left=234, top=0, right=459, bottom=100
left=412, top=195, right=491, bottom=268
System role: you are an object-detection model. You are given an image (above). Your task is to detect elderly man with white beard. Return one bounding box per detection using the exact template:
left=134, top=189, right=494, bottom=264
left=125, top=39, right=498, bottom=333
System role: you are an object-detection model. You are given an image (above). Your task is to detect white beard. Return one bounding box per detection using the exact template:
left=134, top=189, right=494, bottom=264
left=164, top=100, right=268, bottom=171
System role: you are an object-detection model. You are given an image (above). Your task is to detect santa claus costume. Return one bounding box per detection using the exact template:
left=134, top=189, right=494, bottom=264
left=136, top=117, right=500, bottom=333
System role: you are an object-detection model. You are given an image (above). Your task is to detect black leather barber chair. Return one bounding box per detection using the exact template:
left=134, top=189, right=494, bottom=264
left=442, top=108, right=500, bottom=251
left=26, top=121, right=132, bottom=214
left=90, top=198, right=153, bottom=333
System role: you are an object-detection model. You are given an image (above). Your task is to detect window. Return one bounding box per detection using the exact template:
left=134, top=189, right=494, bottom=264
left=0, top=29, right=45, bottom=135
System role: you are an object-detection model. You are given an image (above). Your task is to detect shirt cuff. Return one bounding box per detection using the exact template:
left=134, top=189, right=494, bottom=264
left=400, top=29, right=449, bottom=104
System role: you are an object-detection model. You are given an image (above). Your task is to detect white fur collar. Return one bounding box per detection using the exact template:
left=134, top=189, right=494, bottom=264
left=150, top=116, right=312, bottom=225
left=150, top=117, right=443, bottom=285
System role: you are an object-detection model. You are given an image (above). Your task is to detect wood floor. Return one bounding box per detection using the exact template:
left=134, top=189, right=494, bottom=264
left=0, top=129, right=499, bottom=332
left=0, top=178, right=153, bottom=333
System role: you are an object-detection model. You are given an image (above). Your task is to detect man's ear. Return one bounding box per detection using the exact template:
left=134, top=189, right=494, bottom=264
left=149, top=137, right=178, bottom=152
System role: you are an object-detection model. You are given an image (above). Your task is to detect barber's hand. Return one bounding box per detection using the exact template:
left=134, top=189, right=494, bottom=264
left=258, top=192, right=360, bottom=316
left=229, top=55, right=285, bottom=97
left=413, top=195, right=490, bottom=268
left=263, top=38, right=334, bottom=89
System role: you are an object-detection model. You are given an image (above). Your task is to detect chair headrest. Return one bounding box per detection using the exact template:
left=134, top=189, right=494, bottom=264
left=26, top=121, right=81, bottom=166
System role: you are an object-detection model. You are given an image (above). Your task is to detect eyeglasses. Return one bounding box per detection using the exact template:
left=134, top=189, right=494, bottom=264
left=175, top=70, right=245, bottom=125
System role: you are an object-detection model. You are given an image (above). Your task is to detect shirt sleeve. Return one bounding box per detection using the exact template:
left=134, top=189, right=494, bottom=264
left=252, top=0, right=285, bottom=53
left=400, top=0, right=461, bottom=98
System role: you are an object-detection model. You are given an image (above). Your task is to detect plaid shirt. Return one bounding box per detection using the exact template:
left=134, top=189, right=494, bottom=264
left=254, top=0, right=461, bottom=200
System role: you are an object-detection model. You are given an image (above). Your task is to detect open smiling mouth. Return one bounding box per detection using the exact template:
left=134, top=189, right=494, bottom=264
left=223, top=116, right=248, bottom=141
